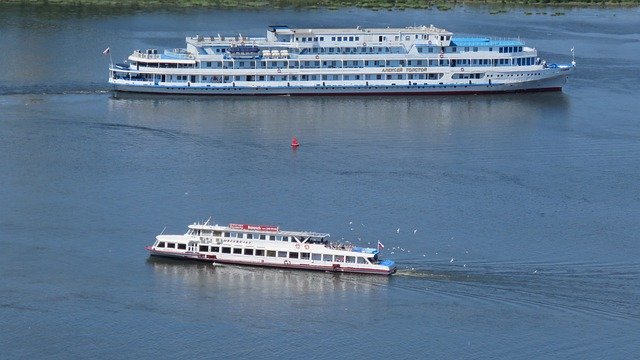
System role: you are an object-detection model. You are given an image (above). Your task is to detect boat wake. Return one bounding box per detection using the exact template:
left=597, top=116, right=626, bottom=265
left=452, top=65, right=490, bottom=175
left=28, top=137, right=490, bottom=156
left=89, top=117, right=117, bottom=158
left=0, top=84, right=111, bottom=96
left=391, top=260, right=640, bottom=323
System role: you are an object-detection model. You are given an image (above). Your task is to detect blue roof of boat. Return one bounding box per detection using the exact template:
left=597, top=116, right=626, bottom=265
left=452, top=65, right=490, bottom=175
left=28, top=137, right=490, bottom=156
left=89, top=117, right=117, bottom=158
left=380, top=260, right=395, bottom=267
left=451, top=37, right=524, bottom=47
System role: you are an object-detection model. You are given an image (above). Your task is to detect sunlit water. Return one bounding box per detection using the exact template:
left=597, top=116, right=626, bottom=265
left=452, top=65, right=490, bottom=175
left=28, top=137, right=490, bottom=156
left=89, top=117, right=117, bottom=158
left=1, top=5, right=639, bottom=359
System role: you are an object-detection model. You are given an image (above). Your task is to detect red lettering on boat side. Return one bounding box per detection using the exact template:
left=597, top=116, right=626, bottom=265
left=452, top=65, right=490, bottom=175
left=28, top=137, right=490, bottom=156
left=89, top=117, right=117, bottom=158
left=229, top=223, right=279, bottom=232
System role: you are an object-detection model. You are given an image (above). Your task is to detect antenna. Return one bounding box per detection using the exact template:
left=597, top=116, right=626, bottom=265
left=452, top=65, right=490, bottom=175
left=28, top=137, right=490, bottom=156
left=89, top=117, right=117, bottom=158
left=204, top=216, right=211, bottom=225
left=570, top=46, right=576, bottom=66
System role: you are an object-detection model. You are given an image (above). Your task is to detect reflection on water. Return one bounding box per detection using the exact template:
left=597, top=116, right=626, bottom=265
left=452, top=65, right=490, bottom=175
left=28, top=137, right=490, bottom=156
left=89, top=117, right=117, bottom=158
left=107, top=92, right=571, bottom=137
left=147, top=257, right=390, bottom=295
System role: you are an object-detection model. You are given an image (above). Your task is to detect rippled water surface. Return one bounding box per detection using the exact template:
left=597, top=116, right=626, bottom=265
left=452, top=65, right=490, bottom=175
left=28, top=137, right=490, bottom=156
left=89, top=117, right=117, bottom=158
left=1, top=5, right=639, bottom=359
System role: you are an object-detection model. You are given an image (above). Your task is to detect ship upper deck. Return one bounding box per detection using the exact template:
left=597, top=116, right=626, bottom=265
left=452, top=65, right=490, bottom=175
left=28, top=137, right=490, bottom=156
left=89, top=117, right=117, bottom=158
left=185, top=25, right=454, bottom=48
left=282, top=24, right=452, bottom=36
left=451, top=37, right=525, bottom=47
left=187, top=222, right=330, bottom=239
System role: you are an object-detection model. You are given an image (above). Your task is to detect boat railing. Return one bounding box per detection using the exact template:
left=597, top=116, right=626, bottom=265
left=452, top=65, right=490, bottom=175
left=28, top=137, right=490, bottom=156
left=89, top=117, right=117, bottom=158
left=164, top=49, right=194, bottom=59
left=133, top=52, right=162, bottom=60
left=325, top=243, right=353, bottom=251
left=454, top=34, right=524, bottom=45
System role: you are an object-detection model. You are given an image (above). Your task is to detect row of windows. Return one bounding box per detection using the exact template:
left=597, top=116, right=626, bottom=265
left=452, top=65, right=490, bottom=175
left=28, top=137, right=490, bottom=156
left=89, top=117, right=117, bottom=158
left=212, top=44, right=520, bottom=55
left=116, top=73, right=452, bottom=83
left=488, top=72, right=542, bottom=78
left=301, top=34, right=450, bottom=43
left=221, top=232, right=298, bottom=241
left=295, top=36, right=363, bottom=42
left=499, top=46, right=524, bottom=53
left=160, top=73, right=445, bottom=83
left=162, top=242, right=187, bottom=250
left=135, top=56, right=535, bottom=71
left=452, top=73, right=484, bottom=79
left=222, top=46, right=405, bottom=54
left=157, top=242, right=370, bottom=264
left=190, top=229, right=307, bottom=242
left=134, top=58, right=537, bottom=70
left=297, top=36, right=325, bottom=42
left=301, top=47, right=403, bottom=54
left=192, top=59, right=534, bottom=70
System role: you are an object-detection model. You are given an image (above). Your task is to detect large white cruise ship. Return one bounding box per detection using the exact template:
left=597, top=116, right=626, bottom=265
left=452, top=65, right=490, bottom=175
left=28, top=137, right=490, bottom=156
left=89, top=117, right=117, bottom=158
left=109, top=25, right=575, bottom=95
left=146, top=220, right=397, bottom=275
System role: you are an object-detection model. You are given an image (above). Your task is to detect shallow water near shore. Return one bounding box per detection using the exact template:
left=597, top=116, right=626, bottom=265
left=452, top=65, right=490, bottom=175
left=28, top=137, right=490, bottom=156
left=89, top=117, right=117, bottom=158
left=1, top=5, right=639, bottom=359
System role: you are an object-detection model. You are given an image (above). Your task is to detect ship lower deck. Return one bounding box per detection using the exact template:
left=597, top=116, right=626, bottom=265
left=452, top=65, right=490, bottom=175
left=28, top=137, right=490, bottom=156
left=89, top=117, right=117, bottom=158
left=147, top=248, right=396, bottom=275
left=111, top=75, right=567, bottom=96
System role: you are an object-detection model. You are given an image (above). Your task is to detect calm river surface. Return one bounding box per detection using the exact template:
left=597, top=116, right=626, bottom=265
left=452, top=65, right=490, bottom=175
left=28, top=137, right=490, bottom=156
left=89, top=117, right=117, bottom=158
left=1, top=5, right=639, bottom=359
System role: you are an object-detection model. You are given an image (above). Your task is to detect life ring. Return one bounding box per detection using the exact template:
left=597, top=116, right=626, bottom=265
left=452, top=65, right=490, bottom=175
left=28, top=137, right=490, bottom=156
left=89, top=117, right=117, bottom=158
left=439, top=53, right=444, bottom=58
left=284, top=260, right=291, bottom=265
left=295, top=244, right=300, bottom=249
left=277, top=68, right=281, bottom=73
left=363, top=42, right=367, bottom=46
left=304, top=244, right=309, bottom=250
left=315, top=55, right=319, bottom=59
left=428, top=40, right=432, bottom=45
left=460, top=67, right=465, bottom=72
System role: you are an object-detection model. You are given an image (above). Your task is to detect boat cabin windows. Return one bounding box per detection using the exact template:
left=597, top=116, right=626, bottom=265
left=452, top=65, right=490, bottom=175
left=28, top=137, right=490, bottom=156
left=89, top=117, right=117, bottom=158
left=260, top=234, right=267, bottom=240
left=212, top=246, right=220, bottom=252
left=244, top=248, right=254, bottom=255
left=269, top=235, right=276, bottom=241
left=357, top=257, right=369, bottom=264
left=323, top=254, right=333, bottom=262
left=157, top=242, right=166, bottom=248
left=222, top=247, right=231, bottom=254
left=267, top=250, right=276, bottom=257
left=289, top=252, right=299, bottom=259
left=255, top=249, right=265, bottom=256
left=300, top=252, right=310, bottom=260
left=199, top=245, right=208, bottom=252
left=167, top=243, right=176, bottom=249
left=498, top=46, right=523, bottom=53
left=335, top=255, right=344, bottom=262
left=277, top=251, right=287, bottom=258
left=345, top=256, right=356, bottom=263
left=177, top=244, right=186, bottom=250
left=233, top=248, right=242, bottom=254
left=312, top=253, right=322, bottom=261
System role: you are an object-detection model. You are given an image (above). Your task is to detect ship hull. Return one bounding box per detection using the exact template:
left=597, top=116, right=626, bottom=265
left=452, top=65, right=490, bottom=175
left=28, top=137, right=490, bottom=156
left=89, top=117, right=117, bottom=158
left=146, top=247, right=396, bottom=275
left=110, top=70, right=570, bottom=96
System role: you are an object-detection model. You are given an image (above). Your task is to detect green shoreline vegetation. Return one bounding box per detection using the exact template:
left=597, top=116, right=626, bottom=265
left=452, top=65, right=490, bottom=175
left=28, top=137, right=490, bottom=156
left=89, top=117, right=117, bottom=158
left=1, top=0, right=638, bottom=9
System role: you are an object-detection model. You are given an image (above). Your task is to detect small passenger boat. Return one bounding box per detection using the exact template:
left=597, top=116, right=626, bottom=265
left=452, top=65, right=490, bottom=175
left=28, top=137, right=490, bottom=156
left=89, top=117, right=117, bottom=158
left=145, top=220, right=397, bottom=275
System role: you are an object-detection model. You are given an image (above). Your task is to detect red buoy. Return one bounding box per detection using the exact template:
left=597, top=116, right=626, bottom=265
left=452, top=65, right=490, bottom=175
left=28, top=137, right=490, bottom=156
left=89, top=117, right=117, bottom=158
left=291, top=136, right=299, bottom=148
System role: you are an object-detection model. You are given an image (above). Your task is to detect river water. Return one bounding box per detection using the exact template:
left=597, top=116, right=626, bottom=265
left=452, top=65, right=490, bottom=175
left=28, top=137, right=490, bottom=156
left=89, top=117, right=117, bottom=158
left=1, top=5, right=639, bottom=359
